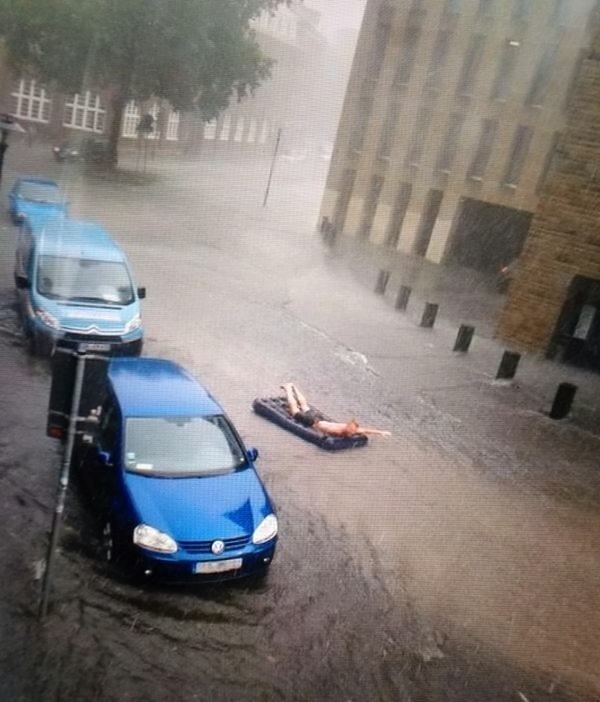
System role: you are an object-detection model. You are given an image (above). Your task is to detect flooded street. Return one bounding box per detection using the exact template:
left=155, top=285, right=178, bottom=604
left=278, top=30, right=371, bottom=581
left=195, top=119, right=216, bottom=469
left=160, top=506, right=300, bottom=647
left=0, top=145, right=599, bottom=701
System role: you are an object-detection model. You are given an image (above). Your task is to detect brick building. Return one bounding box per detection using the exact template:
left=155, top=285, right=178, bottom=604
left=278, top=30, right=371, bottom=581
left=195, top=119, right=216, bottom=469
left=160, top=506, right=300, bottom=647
left=0, top=2, right=327, bottom=158
left=319, top=0, right=596, bottom=273
left=498, top=8, right=600, bottom=371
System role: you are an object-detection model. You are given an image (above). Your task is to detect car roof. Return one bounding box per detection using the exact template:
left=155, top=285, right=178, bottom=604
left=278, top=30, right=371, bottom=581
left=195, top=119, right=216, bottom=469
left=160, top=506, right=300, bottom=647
left=16, top=177, right=59, bottom=188
left=108, top=358, right=223, bottom=418
left=33, top=218, right=126, bottom=263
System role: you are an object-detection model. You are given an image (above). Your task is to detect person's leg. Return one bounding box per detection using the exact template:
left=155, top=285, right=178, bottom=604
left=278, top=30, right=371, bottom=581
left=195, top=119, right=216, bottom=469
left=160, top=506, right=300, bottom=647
left=291, top=384, right=310, bottom=413
left=282, top=383, right=300, bottom=416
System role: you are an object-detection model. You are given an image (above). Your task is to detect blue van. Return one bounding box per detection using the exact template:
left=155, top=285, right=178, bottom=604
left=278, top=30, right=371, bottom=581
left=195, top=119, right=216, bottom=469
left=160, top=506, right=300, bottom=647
left=14, top=217, right=145, bottom=356
left=77, top=358, right=278, bottom=582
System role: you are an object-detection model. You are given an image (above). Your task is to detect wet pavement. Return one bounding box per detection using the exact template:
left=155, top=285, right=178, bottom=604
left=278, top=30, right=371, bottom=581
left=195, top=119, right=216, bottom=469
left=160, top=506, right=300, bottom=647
left=0, top=142, right=599, bottom=701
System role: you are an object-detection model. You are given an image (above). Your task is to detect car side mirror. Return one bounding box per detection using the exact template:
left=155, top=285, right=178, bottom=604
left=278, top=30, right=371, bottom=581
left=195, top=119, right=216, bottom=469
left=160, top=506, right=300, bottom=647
left=15, top=275, right=30, bottom=290
left=247, top=447, right=259, bottom=462
left=137, top=287, right=146, bottom=299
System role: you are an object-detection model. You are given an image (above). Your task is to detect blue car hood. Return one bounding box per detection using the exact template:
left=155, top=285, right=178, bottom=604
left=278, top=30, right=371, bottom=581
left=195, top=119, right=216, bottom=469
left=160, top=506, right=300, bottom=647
left=19, top=200, right=67, bottom=223
left=123, top=467, right=272, bottom=541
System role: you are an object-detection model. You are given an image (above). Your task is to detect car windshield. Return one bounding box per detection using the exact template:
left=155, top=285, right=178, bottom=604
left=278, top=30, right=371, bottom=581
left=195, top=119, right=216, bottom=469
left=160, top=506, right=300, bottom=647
left=36, top=255, right=134, bottom=305
left=124, top=416, right=246, bottom=476
left=19, top=182, right=61, bottom=204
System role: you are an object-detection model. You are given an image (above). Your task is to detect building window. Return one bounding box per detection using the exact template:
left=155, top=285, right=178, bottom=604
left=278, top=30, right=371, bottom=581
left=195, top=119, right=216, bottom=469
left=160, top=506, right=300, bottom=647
left=467, top=118, right=498, bottom=180
left=536, top=131, right=560, bottom=193
left=512, top=0, right=531, bottom=23
left=122, top=101, right=140, bottom=138
left=385, top=182, right=412, bottom=248
left=378, top=95, right=401, bottom=160
left=368, top=3, right=394, bottom=78
left=405, top=104, right=432, bottom=168
left=490, top=40, right=520, bottom=101
left=247, top=118, right=258, bottom=143
left=359, top=175, right=384, bottom=239
left=424, top=30, right=452, bottom=94
left=63, top=91, right=106, bottom=133
left=436, top=112, right=465, bottom=173
left=10, top=79, right=52, bottom=123
left=333, top=168, right=357, bottom=232
left=204, top=119, right=217, bottom=140
left=393, top=25, right=422, bottom=89
left=234, top=116, right=245, bottom=142
left=525, top=44, right=559, bottom=107
left=456, top=34, right=486, bottom=98
left=166, top=111, right=180, bottom=141
left=220, top=114, right=231, bottom=140
left=503, top=125, right=534, bottom=186
left=413, top=189, right=443, bottom=257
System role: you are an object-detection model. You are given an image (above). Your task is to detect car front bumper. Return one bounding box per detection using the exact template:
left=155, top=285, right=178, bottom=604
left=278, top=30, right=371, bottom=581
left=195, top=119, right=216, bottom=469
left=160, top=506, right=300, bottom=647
left=133, top=540, right=277, bottom=584
left=30, top=320, right=143, bottom=357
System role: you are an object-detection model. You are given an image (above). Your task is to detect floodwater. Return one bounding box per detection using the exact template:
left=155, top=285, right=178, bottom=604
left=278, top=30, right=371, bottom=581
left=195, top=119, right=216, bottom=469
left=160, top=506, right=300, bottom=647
left=0, top=146, right=599, bottom=701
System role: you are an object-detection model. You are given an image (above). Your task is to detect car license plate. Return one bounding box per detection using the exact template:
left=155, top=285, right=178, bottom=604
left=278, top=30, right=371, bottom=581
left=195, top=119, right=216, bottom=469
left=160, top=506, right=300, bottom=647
left=195, top=558, right=242, bottom=574
left=78, top=342, right=111, bottom=352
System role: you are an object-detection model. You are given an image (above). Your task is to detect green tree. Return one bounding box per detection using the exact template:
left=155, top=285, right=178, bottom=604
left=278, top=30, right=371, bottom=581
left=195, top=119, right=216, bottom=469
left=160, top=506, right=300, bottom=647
left=0, top=0, right=288, bottom=165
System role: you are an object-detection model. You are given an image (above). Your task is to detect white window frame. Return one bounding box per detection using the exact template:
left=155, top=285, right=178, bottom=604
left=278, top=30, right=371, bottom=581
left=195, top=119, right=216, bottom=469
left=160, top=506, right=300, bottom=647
left=234, top=116, right=245, bottom=142
left=204, top=119, right=217, bottom=140
left=166, top=111, right=180, bottom=141
left=220, top=114, right=231, bottom=141
left=63, top=91, right=106, bottom=133
left=247, top=118, right=257, bottom=143
left=10, top=79, right=51, bottom=123
left=122, top=101, right=140, bottom=138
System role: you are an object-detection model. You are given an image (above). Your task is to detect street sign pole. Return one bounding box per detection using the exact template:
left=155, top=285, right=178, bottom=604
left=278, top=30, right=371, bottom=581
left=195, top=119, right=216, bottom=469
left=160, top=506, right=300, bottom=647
left=263, top=127, right=282, bottom=207
left=38, top=352, right=87, bottom=620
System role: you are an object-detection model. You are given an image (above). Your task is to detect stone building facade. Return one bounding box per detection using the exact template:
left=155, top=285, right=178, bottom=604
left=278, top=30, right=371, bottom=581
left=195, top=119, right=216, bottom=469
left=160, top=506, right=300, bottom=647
left=319, top=0, right=596, bottom=273
left=498, top=10, right=600, bottom=371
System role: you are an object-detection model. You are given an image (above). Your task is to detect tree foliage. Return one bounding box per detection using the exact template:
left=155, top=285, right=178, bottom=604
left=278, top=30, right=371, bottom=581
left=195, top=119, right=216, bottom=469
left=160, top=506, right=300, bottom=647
left=0, top=0, right=288, bottom=163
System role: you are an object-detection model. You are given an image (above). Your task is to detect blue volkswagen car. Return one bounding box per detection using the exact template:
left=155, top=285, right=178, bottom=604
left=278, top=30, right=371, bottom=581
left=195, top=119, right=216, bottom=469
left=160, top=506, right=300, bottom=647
left=14, top=217, right=144, bottom=356
left=77, top=358, right=278, bottom=582
left=8, top=177, right=68, bottom=224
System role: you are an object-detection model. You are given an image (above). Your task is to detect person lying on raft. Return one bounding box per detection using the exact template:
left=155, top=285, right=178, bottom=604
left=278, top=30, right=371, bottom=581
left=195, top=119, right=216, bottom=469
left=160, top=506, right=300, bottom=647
left=281, top=383, right=391, bottom=438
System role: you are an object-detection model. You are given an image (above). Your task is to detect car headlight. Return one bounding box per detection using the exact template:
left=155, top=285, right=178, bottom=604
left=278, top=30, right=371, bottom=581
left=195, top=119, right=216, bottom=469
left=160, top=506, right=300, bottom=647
left=124, top=314, right=142, bottom=333
left=35, top=308, right=60, bottom=330
left=133, top=524, right=178, bottom=553
left=252, top=514, right=278, bottom=544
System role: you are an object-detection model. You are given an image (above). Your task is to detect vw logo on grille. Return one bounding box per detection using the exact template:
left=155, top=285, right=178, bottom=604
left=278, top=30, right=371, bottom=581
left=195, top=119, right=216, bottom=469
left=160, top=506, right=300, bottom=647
left=211, top=540, right=225, bottom=555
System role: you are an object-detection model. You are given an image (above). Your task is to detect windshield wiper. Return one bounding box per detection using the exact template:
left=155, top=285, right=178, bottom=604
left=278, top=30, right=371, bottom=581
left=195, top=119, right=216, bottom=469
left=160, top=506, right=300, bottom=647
left=68, top=296, right=122, bottom=305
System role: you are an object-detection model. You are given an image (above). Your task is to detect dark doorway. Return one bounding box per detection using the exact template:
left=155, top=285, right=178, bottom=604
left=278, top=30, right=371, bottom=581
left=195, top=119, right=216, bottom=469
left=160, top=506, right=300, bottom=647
left=333, top=168, right=357, bottom=233
left=413, top=189, right=443, bottom=256
left=359, top=174, right=384, bottom=239
left=446, top=198, right=532, bottom=272
left=550, top=275, right=600, bottom=371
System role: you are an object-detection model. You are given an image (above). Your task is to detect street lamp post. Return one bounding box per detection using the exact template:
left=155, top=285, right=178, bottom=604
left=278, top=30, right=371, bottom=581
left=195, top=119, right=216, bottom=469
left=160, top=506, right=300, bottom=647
left=0, top=114, right=26, bottom=188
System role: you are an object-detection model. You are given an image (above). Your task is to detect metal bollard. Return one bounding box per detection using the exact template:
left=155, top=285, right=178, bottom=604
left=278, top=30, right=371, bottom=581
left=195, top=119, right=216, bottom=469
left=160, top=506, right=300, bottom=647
left=375, top=269, right=391, bottom=295
left=453, top=324, right=475, bottom=352
left=395, top=285, right=412, bottom=311
left=420, top=302, right=439, bottom=328
left=549, top=382, right=577, bottom=420
left=496, top=351, right=521, bottom=380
